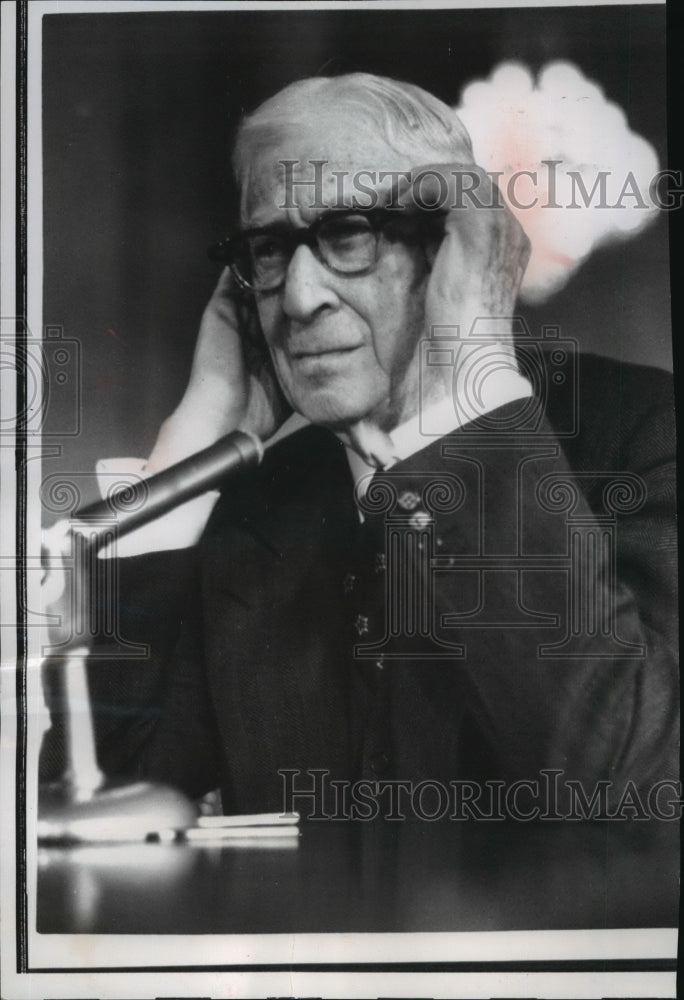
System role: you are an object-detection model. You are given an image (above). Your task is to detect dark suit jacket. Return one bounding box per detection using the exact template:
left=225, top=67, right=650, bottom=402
left=45, top=352, right=678, bottom=815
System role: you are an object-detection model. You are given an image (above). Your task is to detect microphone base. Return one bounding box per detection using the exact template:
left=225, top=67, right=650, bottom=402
left=38, top=778, right=197, bottom=843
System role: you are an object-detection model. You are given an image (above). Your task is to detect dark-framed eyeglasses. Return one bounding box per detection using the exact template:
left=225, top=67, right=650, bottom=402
left=207, top=208, right=432, bottom=293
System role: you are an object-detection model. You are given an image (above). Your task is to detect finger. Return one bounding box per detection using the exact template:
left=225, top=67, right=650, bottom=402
left=425, top=186, right=530, bottom=321
left=481, top=208, right=531, bottom=315
left=398, top=163, right=528, bottom=272
left=204, top=268, right=245, bottom=326
left=212, top=265, right=240, bottom=299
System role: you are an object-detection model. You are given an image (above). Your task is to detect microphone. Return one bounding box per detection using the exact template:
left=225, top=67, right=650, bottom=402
left=39, top=430, right=264, bottom=841
left=74, top=429, right=264, bottom=549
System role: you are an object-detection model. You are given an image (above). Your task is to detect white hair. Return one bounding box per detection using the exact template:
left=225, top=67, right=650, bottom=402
left=232, top=72, right=475, bottom=186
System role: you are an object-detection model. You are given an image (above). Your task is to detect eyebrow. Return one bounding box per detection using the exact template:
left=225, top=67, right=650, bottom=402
left=242, top=186, right=402, bottom=230
left=237, top=207, right=385, bottom=238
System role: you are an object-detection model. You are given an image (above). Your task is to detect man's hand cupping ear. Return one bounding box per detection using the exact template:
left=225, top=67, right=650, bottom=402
left=146, top=269, right=289, bottom=475
left=399, top=163, right=531, bottom=423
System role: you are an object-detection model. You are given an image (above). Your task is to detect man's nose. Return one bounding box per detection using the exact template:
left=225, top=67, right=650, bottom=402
left=282, top=245, right=338, bottom=321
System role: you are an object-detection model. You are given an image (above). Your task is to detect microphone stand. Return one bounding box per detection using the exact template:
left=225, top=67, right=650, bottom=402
left=38, top=431, right=263, bottom=843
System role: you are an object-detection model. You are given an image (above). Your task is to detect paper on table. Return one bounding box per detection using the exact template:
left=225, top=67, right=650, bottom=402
left=185, top=825, right=299, bottom=842
left=197, top=812, right=299, bottom=828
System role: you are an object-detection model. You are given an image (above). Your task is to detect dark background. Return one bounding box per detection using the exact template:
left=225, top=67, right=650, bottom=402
left=42, top=4, right=671, bottom=512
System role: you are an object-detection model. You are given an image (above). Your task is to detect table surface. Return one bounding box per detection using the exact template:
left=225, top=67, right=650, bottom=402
left=37, top=815, right=679, bottom=936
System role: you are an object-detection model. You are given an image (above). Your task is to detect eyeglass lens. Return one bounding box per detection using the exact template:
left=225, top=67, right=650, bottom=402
left=238, top=213, right=379, bottom=290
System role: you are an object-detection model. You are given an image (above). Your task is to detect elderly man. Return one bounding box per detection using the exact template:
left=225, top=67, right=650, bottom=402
left=44, top=73, right=677, bottom=817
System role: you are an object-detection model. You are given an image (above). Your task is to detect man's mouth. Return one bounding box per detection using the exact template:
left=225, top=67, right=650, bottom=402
left=290, top=344, right=363, bottom=360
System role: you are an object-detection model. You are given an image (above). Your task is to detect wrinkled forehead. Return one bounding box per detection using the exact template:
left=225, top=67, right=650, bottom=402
left=238, top=119, right=417, bottom=227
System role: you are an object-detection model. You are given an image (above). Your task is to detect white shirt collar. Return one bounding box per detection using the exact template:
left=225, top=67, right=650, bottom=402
left=344, top=368, right=533, bottom=502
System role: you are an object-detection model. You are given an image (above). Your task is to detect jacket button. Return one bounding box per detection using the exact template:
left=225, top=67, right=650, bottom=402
left=343, top=572, right=356, bottom=593
left=409, top=509, right=432, bottom=529
left=354, top=614, right=370, bottom=636
left=398, top=490, right=421, bottom=511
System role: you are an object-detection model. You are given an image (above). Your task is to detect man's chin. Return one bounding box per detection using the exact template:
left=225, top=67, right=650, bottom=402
left=290, top=392, right=377, bottom=433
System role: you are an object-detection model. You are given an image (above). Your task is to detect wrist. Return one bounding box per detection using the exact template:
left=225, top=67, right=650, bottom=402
left=453, top=342, right=529, bottom=426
